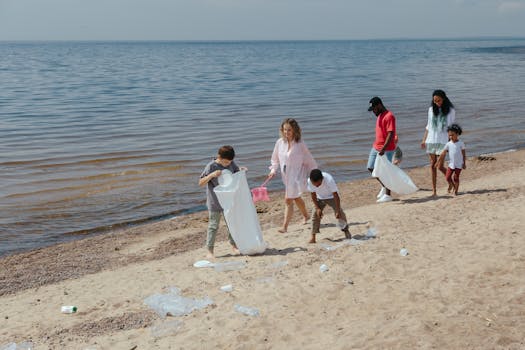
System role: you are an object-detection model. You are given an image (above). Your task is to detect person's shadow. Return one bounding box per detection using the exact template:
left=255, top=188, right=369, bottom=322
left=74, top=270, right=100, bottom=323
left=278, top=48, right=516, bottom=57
left=401, top=188, right=507, bottom=204
left=218, top=246, right=307, bottom=258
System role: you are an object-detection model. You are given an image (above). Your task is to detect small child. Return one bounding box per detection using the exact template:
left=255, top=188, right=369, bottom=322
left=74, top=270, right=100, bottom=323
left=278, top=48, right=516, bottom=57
left=392, top=145, right=403, bottom=166
left=199, top=145, right=243, bottom=258
left=307, top=169, right=351, bottom=243
left=437, top=124, right=466, bottom=195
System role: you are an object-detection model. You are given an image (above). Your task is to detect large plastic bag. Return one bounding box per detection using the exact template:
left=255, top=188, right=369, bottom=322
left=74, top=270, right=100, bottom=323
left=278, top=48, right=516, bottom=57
left=372, top=155, right=418, bottom=195
left=214, top=170, right=267, bottom=255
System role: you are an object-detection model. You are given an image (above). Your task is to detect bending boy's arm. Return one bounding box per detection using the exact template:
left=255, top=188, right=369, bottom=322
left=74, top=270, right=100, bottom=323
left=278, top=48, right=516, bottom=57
left=199, top=170, right=221, bottom=187
left=333, top=192, right=342, bottom=218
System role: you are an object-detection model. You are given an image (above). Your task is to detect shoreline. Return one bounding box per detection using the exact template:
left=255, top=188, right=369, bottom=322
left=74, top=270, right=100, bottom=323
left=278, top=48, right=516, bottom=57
left=1, top=148, right=522, bottom=296
left=1, top=148, right=524, bottom=348
left=2, top=147, right=520, bottom=260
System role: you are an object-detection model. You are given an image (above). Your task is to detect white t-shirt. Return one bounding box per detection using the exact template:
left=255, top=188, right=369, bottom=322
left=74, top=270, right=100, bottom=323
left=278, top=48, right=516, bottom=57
left=444, top=140, right=465, bottom=169
left=307, top=172, right=339, bottom=200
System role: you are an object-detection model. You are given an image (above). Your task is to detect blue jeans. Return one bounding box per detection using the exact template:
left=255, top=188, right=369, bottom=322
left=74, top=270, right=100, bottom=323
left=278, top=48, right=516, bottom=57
left=367, top=148, right=395, bottom=171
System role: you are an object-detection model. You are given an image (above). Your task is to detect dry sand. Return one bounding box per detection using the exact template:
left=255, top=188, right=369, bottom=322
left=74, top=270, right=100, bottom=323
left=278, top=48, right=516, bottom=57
left=1, top=149, right=524, bottom=350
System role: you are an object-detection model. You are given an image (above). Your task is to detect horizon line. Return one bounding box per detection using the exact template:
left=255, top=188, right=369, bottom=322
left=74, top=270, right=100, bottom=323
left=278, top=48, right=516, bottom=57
left=1, top=36, right=524, bottom=43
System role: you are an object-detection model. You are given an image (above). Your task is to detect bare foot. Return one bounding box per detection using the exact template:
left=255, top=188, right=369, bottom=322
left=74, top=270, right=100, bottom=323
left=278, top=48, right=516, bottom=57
left=278, top=228, right=287, bottom=233
left=344, top=229, right=352, bottom=240
left=431, top=191, right=437, bottom=197
left=308, top=234, right=316, bottom=244
left=232, top=247, right=241, bottom=255
left=303, top=216, right=309, bottom=225
left=448, top=183, right=453, bottom=193
left=206, top=249, right=215, bottom=259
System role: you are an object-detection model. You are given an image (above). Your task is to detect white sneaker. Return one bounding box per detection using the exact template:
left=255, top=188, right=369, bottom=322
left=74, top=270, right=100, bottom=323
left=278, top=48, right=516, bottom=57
left=376, top=187, right=386, bottom=199
left=376, top=194, right=393, bottom=203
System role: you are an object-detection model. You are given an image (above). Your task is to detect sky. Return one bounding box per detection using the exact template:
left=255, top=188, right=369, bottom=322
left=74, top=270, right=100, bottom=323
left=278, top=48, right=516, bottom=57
left=0, top=0, right=524, bottom=41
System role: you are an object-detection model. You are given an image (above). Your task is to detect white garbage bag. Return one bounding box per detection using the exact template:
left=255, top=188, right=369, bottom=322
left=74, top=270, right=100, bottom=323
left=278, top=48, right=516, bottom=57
left=214, top=170, right=267, bottom=255
left=372, top=155, right=418, bottom=195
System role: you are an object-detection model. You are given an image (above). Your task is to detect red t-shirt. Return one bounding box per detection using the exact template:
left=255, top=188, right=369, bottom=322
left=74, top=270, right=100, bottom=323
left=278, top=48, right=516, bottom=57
left=373, top=110, right=396, bottom=151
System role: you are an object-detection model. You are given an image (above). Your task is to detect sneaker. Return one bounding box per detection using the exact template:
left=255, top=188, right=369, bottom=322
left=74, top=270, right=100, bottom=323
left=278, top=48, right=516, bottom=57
left=376, top=194, right=393, bottom=203
left=376, top=187, right=386, bottom=199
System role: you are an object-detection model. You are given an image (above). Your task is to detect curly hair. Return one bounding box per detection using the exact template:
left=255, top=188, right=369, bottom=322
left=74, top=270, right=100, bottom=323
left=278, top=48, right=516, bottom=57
left=447, top=123, right=463, bottom=135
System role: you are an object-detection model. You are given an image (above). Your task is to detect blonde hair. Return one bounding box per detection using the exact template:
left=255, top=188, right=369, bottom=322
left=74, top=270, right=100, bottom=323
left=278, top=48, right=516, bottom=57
left=279, top=118, right=302, bottom=142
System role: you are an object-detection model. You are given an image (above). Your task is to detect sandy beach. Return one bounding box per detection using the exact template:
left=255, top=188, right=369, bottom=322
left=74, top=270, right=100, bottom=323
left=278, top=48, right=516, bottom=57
left=1, top=149, right=524, bottom=350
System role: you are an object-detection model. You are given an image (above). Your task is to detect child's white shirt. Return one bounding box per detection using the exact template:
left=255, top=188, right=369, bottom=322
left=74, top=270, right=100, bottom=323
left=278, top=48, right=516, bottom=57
left=307, top=172, right=339, bottom=200
left=444, top=140, right=465, bottom=169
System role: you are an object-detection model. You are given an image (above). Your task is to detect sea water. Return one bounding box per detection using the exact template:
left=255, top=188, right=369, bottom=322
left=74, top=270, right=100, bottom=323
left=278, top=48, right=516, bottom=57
left=1, top=39, right=525, bottom=256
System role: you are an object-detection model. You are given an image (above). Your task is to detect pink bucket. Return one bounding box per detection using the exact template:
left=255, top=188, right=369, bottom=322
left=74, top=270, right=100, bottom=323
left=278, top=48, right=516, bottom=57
left=251, top=186, right=270, bottom=203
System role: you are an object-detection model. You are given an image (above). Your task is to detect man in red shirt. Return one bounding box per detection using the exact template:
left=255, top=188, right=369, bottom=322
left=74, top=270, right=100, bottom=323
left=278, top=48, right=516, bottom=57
left=367, top=96, right=397, bottom=203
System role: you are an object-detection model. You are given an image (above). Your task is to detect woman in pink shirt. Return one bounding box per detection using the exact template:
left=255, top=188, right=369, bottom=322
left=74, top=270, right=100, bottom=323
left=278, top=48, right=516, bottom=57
left=268, top=118, right=318, bottom=233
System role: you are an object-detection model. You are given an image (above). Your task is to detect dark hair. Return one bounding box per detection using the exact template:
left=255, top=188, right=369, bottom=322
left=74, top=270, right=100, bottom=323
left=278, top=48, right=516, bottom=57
left=309, top=169, right=323, bottom=182
left=280, top=118, right=302, bottom=142
left=217, top=145, right=235, bottom=160
left=432, top=90, right=454, bottom=116
left=447, top=123, right=463, bottom=135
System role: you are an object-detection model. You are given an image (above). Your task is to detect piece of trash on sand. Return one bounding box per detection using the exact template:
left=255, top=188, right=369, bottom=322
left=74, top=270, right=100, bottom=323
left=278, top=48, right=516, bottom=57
left=220, top=284, right=233, bottom=292
left=234, top=304, right=260, bottom=317
left=319, top=264, right=329, bottom=273
left=269, top=260, right=288, bottom=269
left=144, top=287, right=213, bottom=318
left=151, top=319, right=183, bottom=338
left=213, top=261, right=246, bottom=272
left=193, top=260, right=215, bottom=268
left=366, top=227, right=377, bottom=238
left=400, top=248, right=409, bottom=256
left=0, top=342, right=33, bottom=350
left=61, top=305, right=77, bottom=314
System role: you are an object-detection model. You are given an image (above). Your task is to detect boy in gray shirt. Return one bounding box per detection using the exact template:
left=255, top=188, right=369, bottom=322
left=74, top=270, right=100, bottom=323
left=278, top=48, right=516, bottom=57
left=199, top=145, right=243, bottom=258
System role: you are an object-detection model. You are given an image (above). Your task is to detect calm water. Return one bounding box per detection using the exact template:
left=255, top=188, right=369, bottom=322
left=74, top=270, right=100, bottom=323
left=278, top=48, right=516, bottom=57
left=1, top=39, right=525, bottom=256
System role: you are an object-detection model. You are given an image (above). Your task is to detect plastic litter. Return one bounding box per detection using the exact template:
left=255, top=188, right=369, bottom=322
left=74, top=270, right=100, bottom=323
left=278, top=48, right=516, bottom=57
left=61, top=305, right=77, bottom=314
left=0, top=344, right=16, bottom=350
left=400, top=248, right=409, bottom=256
left=220, top=284, right=233, bottom=292
left=214, top=170, right=267, bottom=255
left=0, top=342, right=33, bottom=350
left=234, top=304, right=260, bottom=317
left=319, top=264, right=329, bottom=273
left=366, top=227, right=377, bottom=238
left=150, top=320, right=183, bottom=338
left=372, top=155, right=418, bottom=195
left=270, top=260, right=288, bottom=269
left=144, top=287, right=213, bottom=318
left=193, top=260, right=215, bottom=268
left=213, top=261, right=246, bottom=272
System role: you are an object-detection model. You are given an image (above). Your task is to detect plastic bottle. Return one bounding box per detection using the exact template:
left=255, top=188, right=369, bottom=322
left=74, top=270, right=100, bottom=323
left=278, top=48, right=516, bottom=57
left=234, top=304, right=260, bottom=317
left=61, top=305, right=77, bottom=313
left=319, top=264, right=329, bottom=273
left=220, top=284, right=233, bottom=292
left=400, top=248, right=409, bottom=256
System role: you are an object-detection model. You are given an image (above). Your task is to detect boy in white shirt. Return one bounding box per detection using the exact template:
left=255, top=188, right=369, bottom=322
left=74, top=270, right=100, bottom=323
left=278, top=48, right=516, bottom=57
left=307, top=169, right=351, bottom=243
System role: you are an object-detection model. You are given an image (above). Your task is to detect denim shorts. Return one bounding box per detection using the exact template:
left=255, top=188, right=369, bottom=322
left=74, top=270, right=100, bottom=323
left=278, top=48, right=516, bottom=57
left=367, top=148, right=395, bottom=170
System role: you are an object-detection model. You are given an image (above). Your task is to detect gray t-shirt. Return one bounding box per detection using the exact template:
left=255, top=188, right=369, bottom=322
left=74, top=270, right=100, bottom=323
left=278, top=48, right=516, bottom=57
left=200, top=159, right=240, bottom=212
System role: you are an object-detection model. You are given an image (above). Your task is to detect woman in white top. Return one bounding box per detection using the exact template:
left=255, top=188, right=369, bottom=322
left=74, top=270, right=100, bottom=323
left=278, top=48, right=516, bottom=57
left=421, top=90, right=456, bottom=196
left=268, top=118, right=317, bottom=233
